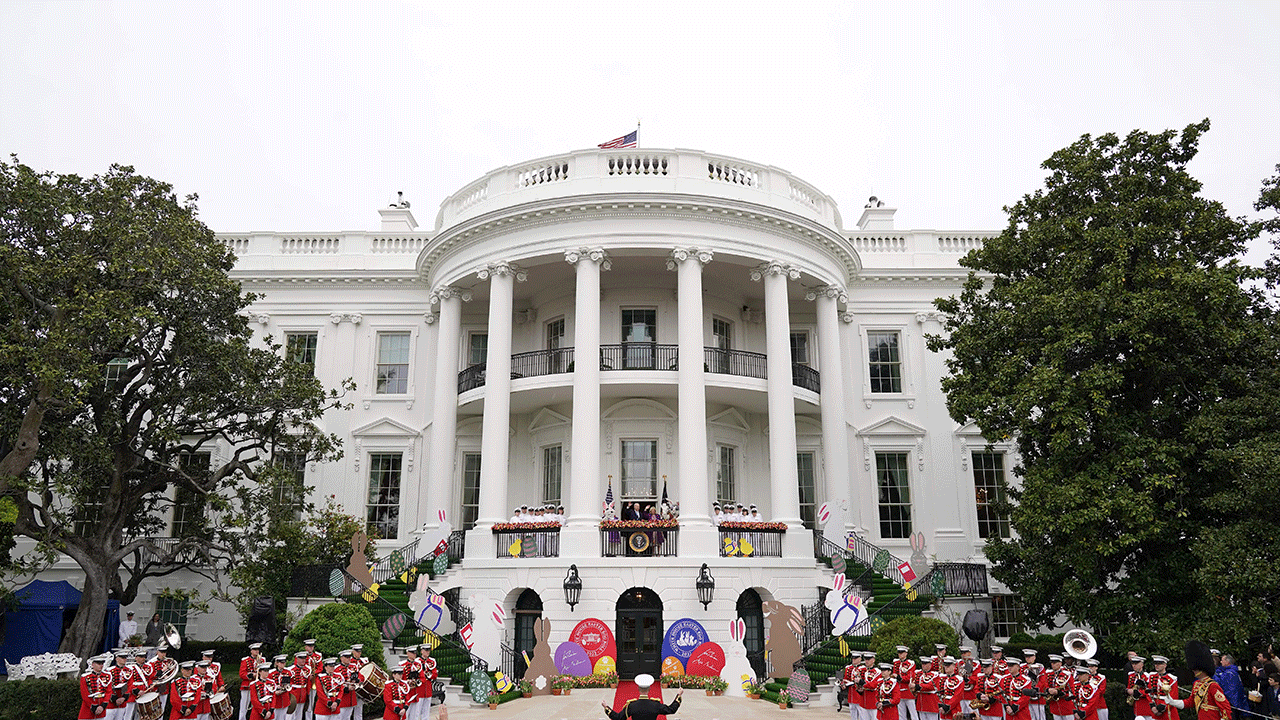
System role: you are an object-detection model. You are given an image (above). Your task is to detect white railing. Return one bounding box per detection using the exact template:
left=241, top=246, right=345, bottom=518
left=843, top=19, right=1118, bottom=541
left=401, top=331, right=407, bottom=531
left=707, top=159, right=761, bottom=187
left=221, top=236, right=250, bottom=255
left=370, top=236, right=428, bottom=254
left=280, top=236, right=341, bottom=254
left=849, top=232, right=996, bottom=256
left=606, top=154, right=669, bottom=176
left=852, top=235, right=909, bottom=253
left=518, top=160, right=570, bottom=187
left=937, top=235, right=986, bottom=252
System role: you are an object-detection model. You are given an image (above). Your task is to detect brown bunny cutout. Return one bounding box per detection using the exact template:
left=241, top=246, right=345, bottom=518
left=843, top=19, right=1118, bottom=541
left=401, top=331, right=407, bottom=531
left=345, top=528, right=377, bottom=593
left=762, top=600, right=803, bottom=679
left=522, top=617, right=558, bottom=695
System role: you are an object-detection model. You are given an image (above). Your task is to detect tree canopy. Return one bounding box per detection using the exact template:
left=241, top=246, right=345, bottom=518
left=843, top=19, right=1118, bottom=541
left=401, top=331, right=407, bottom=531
left=927, top=121, right=1280, bottom=652
left=0, top=158, right=348, bottom=655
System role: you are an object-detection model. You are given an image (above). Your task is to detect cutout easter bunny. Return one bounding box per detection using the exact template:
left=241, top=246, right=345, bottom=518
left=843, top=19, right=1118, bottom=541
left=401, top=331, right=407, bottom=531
left=826, top=571, right=866, bottom=635
left=345, top=528, right=376, bottom=593
left=723, top=617, right=756, bottom=697
left=909, top=531, right=928, bottom=575
left=762, top=601, right=803, bottom=679
left=419, top=509, right=454, bottom=559
left=819, top=497, right=850, bottom=549
left=406, top=574, right=450, bottom=633
left=521, top=617, right=558, bottom=695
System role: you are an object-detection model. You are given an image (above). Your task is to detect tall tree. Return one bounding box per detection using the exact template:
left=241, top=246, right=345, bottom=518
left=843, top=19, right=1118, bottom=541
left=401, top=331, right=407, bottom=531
left=927, top=121, right=1280, bottom=650
left=0, top=158, right=348, bottom=655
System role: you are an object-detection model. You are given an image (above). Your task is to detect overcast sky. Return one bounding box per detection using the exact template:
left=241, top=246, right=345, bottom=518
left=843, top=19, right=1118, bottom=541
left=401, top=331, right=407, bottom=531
left=3, top=1, right=1277, bottom=264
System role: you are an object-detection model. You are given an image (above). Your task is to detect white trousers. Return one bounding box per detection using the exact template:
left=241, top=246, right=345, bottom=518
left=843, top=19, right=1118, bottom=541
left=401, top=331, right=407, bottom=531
left=1053, top=714, right=1074, bottom=720
left=1098, top=709, right=1109, bottom=720
left=961, top=701, right=972, bottom=716
left=903, top=699, right=918, bottom=720
left=338, top=706, right=353, bottom=720
left=1030, top=705, right=1046, bottom=720
left=851, top=701, right=861, bottom=720
left=307, top=690, right=318, bottom=720
left=239, top=690, right=251, bottom=720
left=920, top=711, right=941, bottom=720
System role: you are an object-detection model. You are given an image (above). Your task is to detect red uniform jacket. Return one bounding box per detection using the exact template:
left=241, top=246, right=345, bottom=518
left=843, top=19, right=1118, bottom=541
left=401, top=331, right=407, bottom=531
left=384, top=679, right=411, bottom=719
left=843, top=663, right=862, bottom=705
left=250, top=677, right=277, bottom=720
left=1046, top=669, right=1076, bottom=717
left=292, top=662, right=312, bottom=703
left=862, top=667, right=883, bottom=710
left=980, top=673, right=1006, bottom=718
left=420, top=657, right=438, bottom=701
left=79, top=670, right=112, bottom=719
left=895, top=659, right=918, bottom=700
left=940, top=674, right=966, bottom=720
left=1093, top=675, right=1108, bottom=709
left=337, top=664, right=357, bottom=708
left=1129, top=671, right=1156, bottom=717
left=963, top=661, right=981, bottom=701
left=877, top=676, right=904, bottom=720
left=1076, top=674, right=1105, bottom=720
left=314, top=671, right=343, bottom=717
left=270, top=668, right=294, bottom=710
left=169, top=676, right=204, bottom=719
left=240, top=656, right=258, bottom=685
left=918, top=669, right=943, bottom=713
left=1152, top=672, right=1181, bottom=720
left=1001, top=673, right=1033, bottom=720
left=1186, top=678, right=1233, bottom=720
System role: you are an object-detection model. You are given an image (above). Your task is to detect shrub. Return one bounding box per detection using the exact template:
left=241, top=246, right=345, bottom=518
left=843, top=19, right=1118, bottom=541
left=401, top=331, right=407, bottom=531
left=867, top=616, right=960, bottom=659
left=0, top=677, right=81, bottom=719
left=282, top=601, right=386, bottom=669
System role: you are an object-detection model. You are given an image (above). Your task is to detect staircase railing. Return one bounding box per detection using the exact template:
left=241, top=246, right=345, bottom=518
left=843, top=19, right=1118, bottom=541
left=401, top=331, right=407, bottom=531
left=369, top=537, right=422, bottom=585
left=800, top=602, right=832, bottom=662
left=447, top=530, right=466, bottom=563
left=813, top=530, right=911, bottom=586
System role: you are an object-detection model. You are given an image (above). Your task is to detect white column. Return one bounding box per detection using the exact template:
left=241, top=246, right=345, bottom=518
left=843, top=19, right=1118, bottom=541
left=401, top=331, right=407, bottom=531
left=668, top=247, right=716, bottom=555
left=752, top=261, right=807, bottom=557
left=808, top=286, right=852, bottom=547
left=423, top=287, right=469, bottom=532
left=473, top=262, right=525, bottom=547
left=565, top=248, right=608, bottom=542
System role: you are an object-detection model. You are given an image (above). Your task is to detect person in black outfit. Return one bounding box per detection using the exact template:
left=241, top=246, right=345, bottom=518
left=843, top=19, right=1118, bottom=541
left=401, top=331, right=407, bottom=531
left=602, top=674, right=683, bottom=720
left=623, top=503, right=642, bottom=521
left=1261, top=674, right=1280, bottom=720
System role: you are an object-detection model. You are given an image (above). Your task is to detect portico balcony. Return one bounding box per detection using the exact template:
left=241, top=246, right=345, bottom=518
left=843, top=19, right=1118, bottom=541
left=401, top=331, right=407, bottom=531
left=458, top=346, right=819, bottom=393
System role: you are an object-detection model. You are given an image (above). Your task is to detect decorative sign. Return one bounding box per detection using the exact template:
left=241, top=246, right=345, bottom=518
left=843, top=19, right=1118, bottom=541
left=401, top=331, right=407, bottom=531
left=685, top=641, right=726, bottom=677
left=898, top=561, right=917, bottom=584
left=818, top=502, right=832, bottom=525
left=829, top=593, right=864, bottom=635
left=832, top=556, right=847, bottom=575
left=722, top=538, right=754, bottom=556
left=723, top=538, right=738, bottom=556
left=662, top=618, right=709, bottom=663
left=930, top=572, right=947, bottom=597
left=904, top=581, right=918, bottom=602
left=661, top=656, right=684, bottom=676
left=491, top=603, right=507, bottom=627
left=459, top=622, right=474, bottom=650
left=553, top=641, right=593, bottom=677
left=628, top=532, right=650, bottom=553
left=381, top=613, right=408, bottom=641
left=872, top=549, right=890, bottom=573
left=328, top=569, right=345, bottom=597
left=868, top=616, right=887, bottom=632
left=508, top=539, right=522, bottom=557
left=494, top=671, right=513, bottom=694
left=593, top=655, right=616, bottom=675
left=361, top=583, right=380, bottom=603
left=415, top=597, right=444, bottom=632
left=786, top=667, right=811, bottom=703
left=434, top=540, right=449, bottom=557
left=432, top=554, right=448, bottom=576
left=569, top=618, right=617, bottom=665
left=838, top=636, right=850, bottom=657
left=388, top=550, right=406, bottom=577
left=847, top=534, right=858, bottom=552
left=468, top=669, right=494, bottom=704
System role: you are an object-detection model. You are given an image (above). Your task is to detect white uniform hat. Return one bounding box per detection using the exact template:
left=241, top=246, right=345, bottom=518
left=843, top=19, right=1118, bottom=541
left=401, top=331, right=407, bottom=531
left=635, top=673, right=655, bottom=689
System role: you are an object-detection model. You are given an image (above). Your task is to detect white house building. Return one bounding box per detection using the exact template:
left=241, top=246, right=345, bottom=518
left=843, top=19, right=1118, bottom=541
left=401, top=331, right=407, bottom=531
left=22, top=148, right=1021, bottom=674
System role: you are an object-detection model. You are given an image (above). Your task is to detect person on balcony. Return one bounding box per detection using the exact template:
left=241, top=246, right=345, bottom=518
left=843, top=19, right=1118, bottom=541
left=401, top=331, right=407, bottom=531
left=748, top=505, right=762, bottom=522
left=713, top=503, right=724, bottom=525
left=623, top=503, right=642, bottom=522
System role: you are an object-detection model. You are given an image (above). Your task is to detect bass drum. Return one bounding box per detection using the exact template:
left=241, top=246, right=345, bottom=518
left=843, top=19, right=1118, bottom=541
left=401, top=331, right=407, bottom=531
left=358, top=663, right=390, bottom=702
left=136, top=692, right=164, bottom=720
left=209, top=691, right=234, bottom=720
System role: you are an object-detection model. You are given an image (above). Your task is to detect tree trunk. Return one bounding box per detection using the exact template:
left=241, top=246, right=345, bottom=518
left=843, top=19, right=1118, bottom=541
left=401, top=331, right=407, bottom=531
left=60, top=559, right=113, bottom=656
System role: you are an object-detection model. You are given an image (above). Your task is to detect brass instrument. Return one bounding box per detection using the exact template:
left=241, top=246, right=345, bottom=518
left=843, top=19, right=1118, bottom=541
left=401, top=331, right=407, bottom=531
left=1127, top=673, right=1149, bottom=706
left=157, top=657, right=180, bottom=686
left=160, top=623, right=182, bottom=650
left=1063, top=630, right=1096, bottom=662
left=1152, top=676, right=1173, bottom=716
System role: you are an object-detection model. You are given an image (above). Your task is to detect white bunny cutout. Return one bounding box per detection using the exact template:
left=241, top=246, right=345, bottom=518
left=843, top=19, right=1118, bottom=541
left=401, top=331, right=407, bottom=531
left=826, top=571, right=865, bottom=635
left=722, top=617, right=756, bottom=697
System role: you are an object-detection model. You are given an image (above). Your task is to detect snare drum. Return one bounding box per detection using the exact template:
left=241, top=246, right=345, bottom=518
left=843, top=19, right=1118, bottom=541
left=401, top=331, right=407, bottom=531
left=209, top=691, right=234, bottom=720
left=136, top=692, right=164, bottom=720
left=357, top=663, right=390, bottom=702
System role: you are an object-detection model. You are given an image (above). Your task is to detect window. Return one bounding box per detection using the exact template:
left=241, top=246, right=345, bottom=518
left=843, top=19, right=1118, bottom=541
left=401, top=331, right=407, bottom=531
left=74, top=485, right=107, bottom=536
left=376, top=332, right=411, bottom=394
left=716, top=445, right=736, bottom=505
left=273, top=451, right=307, bottom=523
left=366, top=453, right=402, bottom=539
left=868, top=331, right=903, bottom=393
left=173, top=452, right=210, bottom=536
left=711, top=318, right=732, bottom=373
left=467, top=333, right=488, bottom=367
left=546, top=318, right=567, bottom=372
left=620, top=440, right=658, bottom=501
left=797, top=452, right=817, bottom=530
left=156, top=595, right=189, bottom=638
left=542, top=445, right=562, bottom=506
left=973, top=451, right=1011, bottom=539
left=991, top=594, right=1024, bottom=638
left=790, top=332, right=810, bottom=365
left=461, top=454, right=481, bottom=531
left=285, top=332, right=318, bottom=372
left=621, top=309, right=657, bottom=369
left=875, top=451, right=912, bottom=538
left=105, top=358, right=129, bottom=388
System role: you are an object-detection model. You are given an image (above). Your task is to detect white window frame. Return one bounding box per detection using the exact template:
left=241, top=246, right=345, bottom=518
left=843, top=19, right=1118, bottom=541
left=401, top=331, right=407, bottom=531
left=284, top=330, right=319, bottom=371
left=541, top=444, right=563, bottom=507
left=366, top=451, right=403, bottom=540
left=789, top=329, right=812, bottom=366
left=373, top=328, right=415, bottom=396
left=874, top=450, right=913, bottom=540
left=715, top=443, right=737, bottom=506
left=860, top=324, right=915, bottom=403
left=466, top=330, right=489, bottom=368
left=619, top=438, right=660, bottom=503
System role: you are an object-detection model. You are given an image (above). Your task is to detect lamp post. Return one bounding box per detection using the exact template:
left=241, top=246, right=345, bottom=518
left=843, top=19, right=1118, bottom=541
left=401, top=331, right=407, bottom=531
left=563, top=564, right=582, bottom=611
left=696, top=563, right=715, bottom=610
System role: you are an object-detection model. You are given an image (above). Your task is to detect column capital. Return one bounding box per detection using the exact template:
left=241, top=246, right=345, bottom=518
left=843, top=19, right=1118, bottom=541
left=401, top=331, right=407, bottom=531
left=915, top=311, right=947, bottom=325
left=804, top=285, right=848, bottom=304
left=477, top=261, right=528, bottom=282
left=564, top=247, right=612, bottom=270
left=750, top=260, right=800, bottom=282
left=665, top=247, right=713, bottom=270
left=428, top=286, right=472, bottom=305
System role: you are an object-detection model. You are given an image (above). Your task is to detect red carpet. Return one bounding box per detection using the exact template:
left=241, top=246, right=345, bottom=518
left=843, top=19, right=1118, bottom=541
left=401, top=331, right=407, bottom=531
left=611, top=680, right=668, bottom=719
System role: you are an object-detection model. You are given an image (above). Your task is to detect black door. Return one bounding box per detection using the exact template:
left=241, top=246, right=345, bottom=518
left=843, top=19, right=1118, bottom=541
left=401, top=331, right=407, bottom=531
left=737, top=588, right=766, bottom=680
left=615, top=587, right=663, bottom=680
left=513, top=589, right=543, bottom=680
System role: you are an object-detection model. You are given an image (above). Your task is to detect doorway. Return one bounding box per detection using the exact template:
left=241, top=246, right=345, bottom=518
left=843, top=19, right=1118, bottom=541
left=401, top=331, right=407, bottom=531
left=615, top=587, right=663, bottom=680
left=737, top=588, right=766, bottom=680
left=513, top=589, right=543, bottom=680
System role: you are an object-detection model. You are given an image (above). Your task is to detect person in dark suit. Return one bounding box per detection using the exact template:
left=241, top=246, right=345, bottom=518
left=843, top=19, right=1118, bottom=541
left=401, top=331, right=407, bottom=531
left=601, top=674, right=682, bottom=720
left=623, top=503, right=641, bottom=521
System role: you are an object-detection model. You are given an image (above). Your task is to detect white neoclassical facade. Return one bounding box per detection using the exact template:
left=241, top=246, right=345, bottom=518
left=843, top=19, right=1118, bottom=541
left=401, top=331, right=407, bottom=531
left=20, top=148, right=1019, bottom=668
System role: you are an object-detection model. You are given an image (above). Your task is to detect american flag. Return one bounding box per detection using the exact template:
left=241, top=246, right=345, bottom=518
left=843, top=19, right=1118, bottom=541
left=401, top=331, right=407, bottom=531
left=598, top=129, right=638, bottom=149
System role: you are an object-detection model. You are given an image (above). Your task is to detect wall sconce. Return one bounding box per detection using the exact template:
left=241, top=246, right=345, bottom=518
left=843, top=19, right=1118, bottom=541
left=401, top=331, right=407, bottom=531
left=563, top=564, right=582, bottom=611
left=696, top=563, right=715, bottom=610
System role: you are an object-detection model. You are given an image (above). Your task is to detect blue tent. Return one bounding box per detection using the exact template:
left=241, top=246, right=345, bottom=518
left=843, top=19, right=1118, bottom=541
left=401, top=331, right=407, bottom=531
left=0, top=579, right=120, bottom=672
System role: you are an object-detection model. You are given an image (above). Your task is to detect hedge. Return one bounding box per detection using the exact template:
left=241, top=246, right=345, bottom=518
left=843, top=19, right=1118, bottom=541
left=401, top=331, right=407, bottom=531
left=282, top=602, right=387, bottom=670
left=0, top=678, right=81, bottom=719
left=867, top=616, right=962, bottom=659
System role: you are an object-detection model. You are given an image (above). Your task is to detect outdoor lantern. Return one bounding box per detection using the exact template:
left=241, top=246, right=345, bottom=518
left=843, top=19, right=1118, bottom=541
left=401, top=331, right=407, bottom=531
left=696, top=563, right=715, bottom=610
left=563, top=564, right=582, bottom=611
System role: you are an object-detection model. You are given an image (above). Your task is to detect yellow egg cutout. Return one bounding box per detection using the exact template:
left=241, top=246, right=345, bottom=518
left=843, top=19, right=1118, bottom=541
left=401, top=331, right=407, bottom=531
left=593, top=656, right=617, bottom=674
left=907, top=588, right=919, bottom=601
left=508, top=539, right=522, bottom=556
left=839, top=637, right=850, bottom=657
left=739, top=539, right=754, bottom=556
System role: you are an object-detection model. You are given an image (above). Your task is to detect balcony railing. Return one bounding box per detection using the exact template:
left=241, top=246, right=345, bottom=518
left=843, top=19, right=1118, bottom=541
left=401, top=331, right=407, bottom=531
left=792, top=363, right=820, bottom=392
left=289, top=563, right=344, bottom=597
left=599, top=343, right=679, bottom=371
left=512, top=348, right=574, bottom=377
left=717, top=526, right=785, bottom=557
left=600, top=525, right=679, bottom=557
left=929, top=562, right=989, bottom=596
left=704, top=347, right=767, bottom=379
left=492, top=526, right=561, bottom=558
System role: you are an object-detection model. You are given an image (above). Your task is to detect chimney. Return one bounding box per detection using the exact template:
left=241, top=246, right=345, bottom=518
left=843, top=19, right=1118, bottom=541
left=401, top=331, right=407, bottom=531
left=378, top=191, right=418, bottom=231
left=855, top=195, right=896, bottom=231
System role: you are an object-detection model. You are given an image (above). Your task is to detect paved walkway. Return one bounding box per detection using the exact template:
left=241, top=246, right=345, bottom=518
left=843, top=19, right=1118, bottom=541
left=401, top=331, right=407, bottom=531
left=441, top=688, right=844, bottom=720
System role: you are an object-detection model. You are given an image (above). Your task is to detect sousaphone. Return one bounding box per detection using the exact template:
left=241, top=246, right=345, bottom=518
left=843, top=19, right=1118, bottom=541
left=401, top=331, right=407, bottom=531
left=156, top=623, right=183, bottom=685
left=1062, top=629, right=1097, bottom=661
